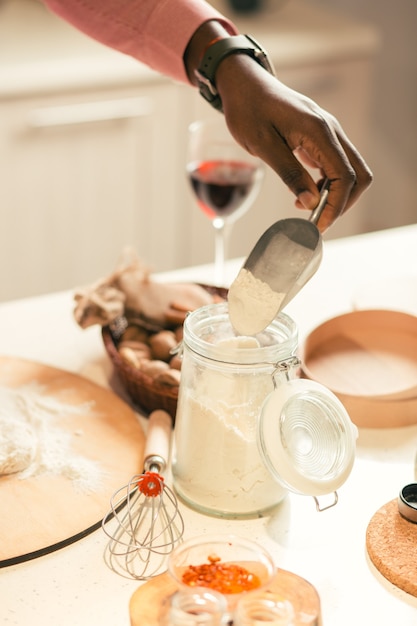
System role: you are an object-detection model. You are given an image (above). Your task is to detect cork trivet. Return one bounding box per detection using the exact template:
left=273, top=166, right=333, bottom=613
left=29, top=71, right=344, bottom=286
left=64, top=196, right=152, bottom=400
left=366, top=498, right=417, bottom=597
left=129, top=569, right=321, bottom=626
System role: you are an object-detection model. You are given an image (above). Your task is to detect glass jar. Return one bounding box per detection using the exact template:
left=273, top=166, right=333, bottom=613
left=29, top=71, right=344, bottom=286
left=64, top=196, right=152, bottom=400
left=233, top=591, right=295, bottom=626
left=172, top=302, right=298, bottom=518
left=172, top=302, right=357, bottom=519
left=163, top=587, right=228, bottom=625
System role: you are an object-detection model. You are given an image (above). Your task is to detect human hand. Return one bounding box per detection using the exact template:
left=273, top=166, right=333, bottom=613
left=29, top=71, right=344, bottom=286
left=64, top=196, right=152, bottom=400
left=216, top=54, right=373, bottom=232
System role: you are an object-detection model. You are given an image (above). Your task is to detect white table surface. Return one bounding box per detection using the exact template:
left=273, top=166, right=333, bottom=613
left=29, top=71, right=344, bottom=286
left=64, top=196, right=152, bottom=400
left=1, top=224, right=417, bottom=625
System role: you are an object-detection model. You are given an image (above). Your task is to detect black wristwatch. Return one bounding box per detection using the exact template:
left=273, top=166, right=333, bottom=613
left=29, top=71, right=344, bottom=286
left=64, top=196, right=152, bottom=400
left=195, top=34, right=275, bottom=111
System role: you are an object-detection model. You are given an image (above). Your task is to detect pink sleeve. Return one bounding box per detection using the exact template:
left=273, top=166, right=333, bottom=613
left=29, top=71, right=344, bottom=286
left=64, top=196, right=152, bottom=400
left=42, top=0, right=238, bottom=84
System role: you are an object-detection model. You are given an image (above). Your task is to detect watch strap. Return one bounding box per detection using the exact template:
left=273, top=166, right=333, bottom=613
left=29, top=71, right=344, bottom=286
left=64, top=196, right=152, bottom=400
left=195, top=34, right=275, bottom=111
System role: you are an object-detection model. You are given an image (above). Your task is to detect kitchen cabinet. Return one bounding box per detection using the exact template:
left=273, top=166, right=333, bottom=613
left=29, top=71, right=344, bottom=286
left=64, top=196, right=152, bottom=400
left=0, top=81, right=190, bottom=301
left=0, top=0, right=380, bottom=301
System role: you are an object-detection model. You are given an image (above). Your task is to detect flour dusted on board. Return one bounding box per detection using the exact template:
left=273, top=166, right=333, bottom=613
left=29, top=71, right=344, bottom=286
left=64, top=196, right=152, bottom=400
left=0, top=383, right=104, bottom=492
left=228, top=268, right=285, bottom=335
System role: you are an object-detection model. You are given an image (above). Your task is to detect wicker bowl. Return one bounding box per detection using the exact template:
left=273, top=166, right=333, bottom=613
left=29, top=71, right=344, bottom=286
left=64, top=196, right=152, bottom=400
left=102, top=325, right=178, bottom=419
left=102, top=285, right=227, bottom=420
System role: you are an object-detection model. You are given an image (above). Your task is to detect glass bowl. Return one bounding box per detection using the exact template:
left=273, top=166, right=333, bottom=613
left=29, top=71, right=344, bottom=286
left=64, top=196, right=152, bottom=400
left=167, top=534, right=276, bottom=611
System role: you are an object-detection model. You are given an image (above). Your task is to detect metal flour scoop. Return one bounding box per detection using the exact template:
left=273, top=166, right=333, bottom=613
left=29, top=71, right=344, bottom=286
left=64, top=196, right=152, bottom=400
left=228, top=180, right=330, bottom=336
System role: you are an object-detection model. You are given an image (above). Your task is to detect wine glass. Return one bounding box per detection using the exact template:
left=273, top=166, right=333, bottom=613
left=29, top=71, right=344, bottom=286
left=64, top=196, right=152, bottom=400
left=186, top=118, right=264, bottom=285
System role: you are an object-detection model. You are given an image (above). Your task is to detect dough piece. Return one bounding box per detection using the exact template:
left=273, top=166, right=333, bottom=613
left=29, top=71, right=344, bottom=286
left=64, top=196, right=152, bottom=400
left=0, top=420, right=36, bottom=475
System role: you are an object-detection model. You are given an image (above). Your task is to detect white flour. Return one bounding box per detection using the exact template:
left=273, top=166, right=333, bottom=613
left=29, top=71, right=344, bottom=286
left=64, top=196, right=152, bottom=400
left=228, top=267, right=285, bottom=335
left=173, top=335, right=286, bottom=516
left=0, top=383, right=104, bottom=492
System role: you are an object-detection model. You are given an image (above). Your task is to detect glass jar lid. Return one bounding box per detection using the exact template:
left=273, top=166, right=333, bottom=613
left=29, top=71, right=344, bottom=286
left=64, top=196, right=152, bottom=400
left=258, top=378, right=358, bottom=497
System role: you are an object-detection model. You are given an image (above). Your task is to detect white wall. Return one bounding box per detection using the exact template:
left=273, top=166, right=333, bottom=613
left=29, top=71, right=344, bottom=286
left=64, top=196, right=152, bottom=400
left=294, top=0, right=417, bottom=231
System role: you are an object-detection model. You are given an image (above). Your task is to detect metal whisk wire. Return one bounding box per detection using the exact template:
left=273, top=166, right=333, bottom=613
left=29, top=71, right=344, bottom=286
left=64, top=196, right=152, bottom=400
left=102, top=410, right=184, bottom=580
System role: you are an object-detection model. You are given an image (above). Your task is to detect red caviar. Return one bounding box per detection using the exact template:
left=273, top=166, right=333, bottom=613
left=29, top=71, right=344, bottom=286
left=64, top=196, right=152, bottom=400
left=181, top=554, right=261, bottom=594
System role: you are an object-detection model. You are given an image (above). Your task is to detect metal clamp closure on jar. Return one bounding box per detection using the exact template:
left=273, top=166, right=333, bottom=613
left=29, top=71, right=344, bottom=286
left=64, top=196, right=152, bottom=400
left=271, top=356, right=301, bottom=387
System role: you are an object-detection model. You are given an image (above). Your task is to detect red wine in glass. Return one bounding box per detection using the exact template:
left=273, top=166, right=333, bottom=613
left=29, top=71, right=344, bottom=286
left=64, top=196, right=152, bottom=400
left=188, top=159, right=260, bottom=222
left=186, top=119, right=263, bottom=285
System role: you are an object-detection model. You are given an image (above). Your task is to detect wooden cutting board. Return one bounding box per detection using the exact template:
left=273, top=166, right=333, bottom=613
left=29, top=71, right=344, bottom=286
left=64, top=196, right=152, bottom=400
left=129, top=569, right=321, bottom=626
left=0, top=356, right=145, bottom=566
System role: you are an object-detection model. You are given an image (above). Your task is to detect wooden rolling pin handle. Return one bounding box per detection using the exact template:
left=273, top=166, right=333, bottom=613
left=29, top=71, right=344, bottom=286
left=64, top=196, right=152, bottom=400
left=143, top=410, right=173, bottom=474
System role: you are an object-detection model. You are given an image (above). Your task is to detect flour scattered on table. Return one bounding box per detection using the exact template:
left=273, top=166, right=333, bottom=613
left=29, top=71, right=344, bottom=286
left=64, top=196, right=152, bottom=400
left=0, top=383, right=104, bottom=492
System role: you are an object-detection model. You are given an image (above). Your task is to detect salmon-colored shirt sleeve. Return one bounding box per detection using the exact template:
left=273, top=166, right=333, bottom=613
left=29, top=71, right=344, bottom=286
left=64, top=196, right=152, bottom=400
left=42, top=0, right=238, bottom=84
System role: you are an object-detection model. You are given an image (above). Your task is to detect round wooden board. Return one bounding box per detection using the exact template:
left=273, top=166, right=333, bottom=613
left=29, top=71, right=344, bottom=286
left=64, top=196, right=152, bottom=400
left=366, top=498, right=417, bottom=597
left=129, top=569, right=321, bottom=626
left=0, top=356, right=145, bottom=566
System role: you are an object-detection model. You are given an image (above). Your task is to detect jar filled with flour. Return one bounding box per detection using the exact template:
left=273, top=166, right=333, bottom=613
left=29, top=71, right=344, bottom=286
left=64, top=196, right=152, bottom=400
left=172, top=302, right=357, bottom=519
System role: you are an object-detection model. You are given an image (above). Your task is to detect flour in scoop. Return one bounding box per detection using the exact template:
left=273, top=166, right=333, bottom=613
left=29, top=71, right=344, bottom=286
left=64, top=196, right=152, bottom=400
left=228, top=267, right=286, bottom=335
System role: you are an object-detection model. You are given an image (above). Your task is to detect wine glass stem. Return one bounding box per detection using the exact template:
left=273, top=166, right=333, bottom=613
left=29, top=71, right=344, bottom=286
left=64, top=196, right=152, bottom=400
left=213, top=219, right=230, bottom=286
left=214, top=227, right=224, bottom=286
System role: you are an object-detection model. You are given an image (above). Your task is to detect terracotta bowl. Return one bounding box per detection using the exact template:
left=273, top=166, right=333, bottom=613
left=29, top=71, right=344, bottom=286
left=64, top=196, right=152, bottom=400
left=300, top=309, right=417, bottom=428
